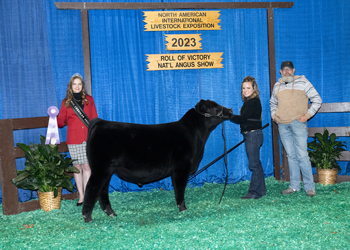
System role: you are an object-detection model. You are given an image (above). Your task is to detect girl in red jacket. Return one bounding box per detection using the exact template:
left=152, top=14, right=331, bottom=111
left=57, top=73, right=98, bottom=206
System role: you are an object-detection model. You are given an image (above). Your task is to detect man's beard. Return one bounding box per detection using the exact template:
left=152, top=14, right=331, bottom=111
left=281, top=75, right=294, bottom=83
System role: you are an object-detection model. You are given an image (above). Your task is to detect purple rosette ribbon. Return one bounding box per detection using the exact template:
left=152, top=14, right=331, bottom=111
left=45, top=106, right=60, bottom=145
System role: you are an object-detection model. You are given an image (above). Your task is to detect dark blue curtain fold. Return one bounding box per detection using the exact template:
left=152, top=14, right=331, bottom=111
left=1, top=0, right=349, bottom=203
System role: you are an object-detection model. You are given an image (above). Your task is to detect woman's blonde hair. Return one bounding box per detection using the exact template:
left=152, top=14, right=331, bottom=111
left=64, top=74, right=88, bottom=108
left=241, top=76, right=260, bottom=102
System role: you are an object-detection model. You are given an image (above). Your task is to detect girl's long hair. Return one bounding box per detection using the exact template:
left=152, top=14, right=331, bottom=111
left=64, top=74, right=88, bottom=108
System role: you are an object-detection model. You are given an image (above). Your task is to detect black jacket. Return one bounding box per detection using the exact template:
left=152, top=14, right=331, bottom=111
left=230, top=97, right=262, bottom=133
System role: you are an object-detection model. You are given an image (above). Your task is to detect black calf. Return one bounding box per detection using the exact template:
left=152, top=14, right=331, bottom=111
left=82, top=99, right=233, bottom=223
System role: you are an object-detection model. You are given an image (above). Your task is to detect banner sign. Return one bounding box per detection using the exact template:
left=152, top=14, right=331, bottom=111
left=144, top=11, right=221, bottom=31
left=165, top=34, right=202, bottom=50
left=146, top=52, right=223, bottom=71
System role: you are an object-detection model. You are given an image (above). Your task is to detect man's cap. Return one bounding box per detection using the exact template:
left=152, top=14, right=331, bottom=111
left=281, top=61, right=294, bottom=70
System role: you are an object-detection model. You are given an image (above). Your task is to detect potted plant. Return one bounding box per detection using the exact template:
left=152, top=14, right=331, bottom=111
left=308, top=128, right=347, bottom=185
left=11, top=135, right=80, bottom=211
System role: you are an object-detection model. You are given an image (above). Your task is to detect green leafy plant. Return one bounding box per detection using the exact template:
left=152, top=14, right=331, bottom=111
left=308, top=128, right=347, bottom=171
left=11, top=135, right=80, bottom=197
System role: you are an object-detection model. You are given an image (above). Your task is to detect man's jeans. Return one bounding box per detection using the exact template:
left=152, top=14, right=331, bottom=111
left=278, top=120, right=315, bottom=192
left=243, top=130, right=266, bottom=198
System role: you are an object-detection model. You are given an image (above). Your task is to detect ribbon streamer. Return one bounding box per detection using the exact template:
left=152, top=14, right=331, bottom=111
left=45, top=106, right=60, bottom=145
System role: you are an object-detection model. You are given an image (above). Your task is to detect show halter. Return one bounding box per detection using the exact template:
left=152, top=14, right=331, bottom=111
left=194, top=105, right=225, bottom=118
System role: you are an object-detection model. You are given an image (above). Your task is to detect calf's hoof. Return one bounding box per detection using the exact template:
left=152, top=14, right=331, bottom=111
left=84, top=218, right=93, bottom=223
left=177, top=202, right=187, bottom=212
left=108, top=213, right=117, bottom=217
left=103, top=208, right=117, bottom=218
left=83, top=215, right=93, bottom=223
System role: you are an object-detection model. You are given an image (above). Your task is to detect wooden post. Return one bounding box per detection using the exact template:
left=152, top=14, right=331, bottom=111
left=81, top=9, right=92, bottom=95
left=266, top=8, right=281, bottom=180
left=0, top=119, right=20, bottom=215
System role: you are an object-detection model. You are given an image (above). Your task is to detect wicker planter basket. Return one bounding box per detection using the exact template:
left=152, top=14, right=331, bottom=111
left=316, top=168, right=338, bottom=185
left=37, top=187, right=62, bottom=212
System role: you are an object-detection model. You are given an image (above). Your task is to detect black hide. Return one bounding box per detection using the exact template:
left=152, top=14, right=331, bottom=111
left=82, top=99, right=233, bottom=223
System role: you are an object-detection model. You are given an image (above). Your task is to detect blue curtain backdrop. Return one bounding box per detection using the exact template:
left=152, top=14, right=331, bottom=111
left=0, top=0, right=349, bottom=203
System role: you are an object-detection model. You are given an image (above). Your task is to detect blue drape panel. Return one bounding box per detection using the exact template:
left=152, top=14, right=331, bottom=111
left=0, top=0, right=349, bottom=203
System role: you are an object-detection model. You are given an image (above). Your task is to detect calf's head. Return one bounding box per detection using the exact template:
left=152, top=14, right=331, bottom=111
left=195, top=99, right=233, bottom=120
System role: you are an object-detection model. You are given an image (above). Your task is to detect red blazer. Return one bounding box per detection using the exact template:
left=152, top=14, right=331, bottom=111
left=57, top=95, right=98, bottom=145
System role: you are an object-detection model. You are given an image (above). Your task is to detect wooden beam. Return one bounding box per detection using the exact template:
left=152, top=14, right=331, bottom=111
left=11, top=116, right=48, bottom=130
left=81, top=9, right=92, bottom=95
left=318, top=102, right=350, bottom=113
left=14, top=142, right=68, bottom=158
left=266, top=8, right=281, bottom=180
left=0, top=119, right=20, bottom=215
left=308, top=126, right=350, bottom=137
left=336, top=175, right=350, bottom=183
left=281, top=146, right=289, bottom=181
left=55, top=2, right=294, bottom=10
left=338, top=151, right=350, bottom=161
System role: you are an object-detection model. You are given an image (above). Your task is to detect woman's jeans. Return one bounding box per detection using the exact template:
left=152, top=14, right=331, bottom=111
left=278, top=120, right=315, bottom=192
left=243, top=130, right=266, bottom=198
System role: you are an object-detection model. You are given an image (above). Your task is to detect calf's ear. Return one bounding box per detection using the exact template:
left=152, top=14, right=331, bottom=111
left=196, top=104, right=207, bottom=113
left=195, top=100, right=203, bottom=110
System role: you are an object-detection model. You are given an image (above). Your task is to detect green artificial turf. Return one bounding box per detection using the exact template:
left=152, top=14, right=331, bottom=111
left=0, top=177, right=349, bottom=249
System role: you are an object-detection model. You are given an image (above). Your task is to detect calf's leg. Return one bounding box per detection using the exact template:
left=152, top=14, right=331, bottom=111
left=171, top=170, right=190, bottom=212
left=82, top=171, right=112, bottom=223
left=98, top=175, right=116, bottom=217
